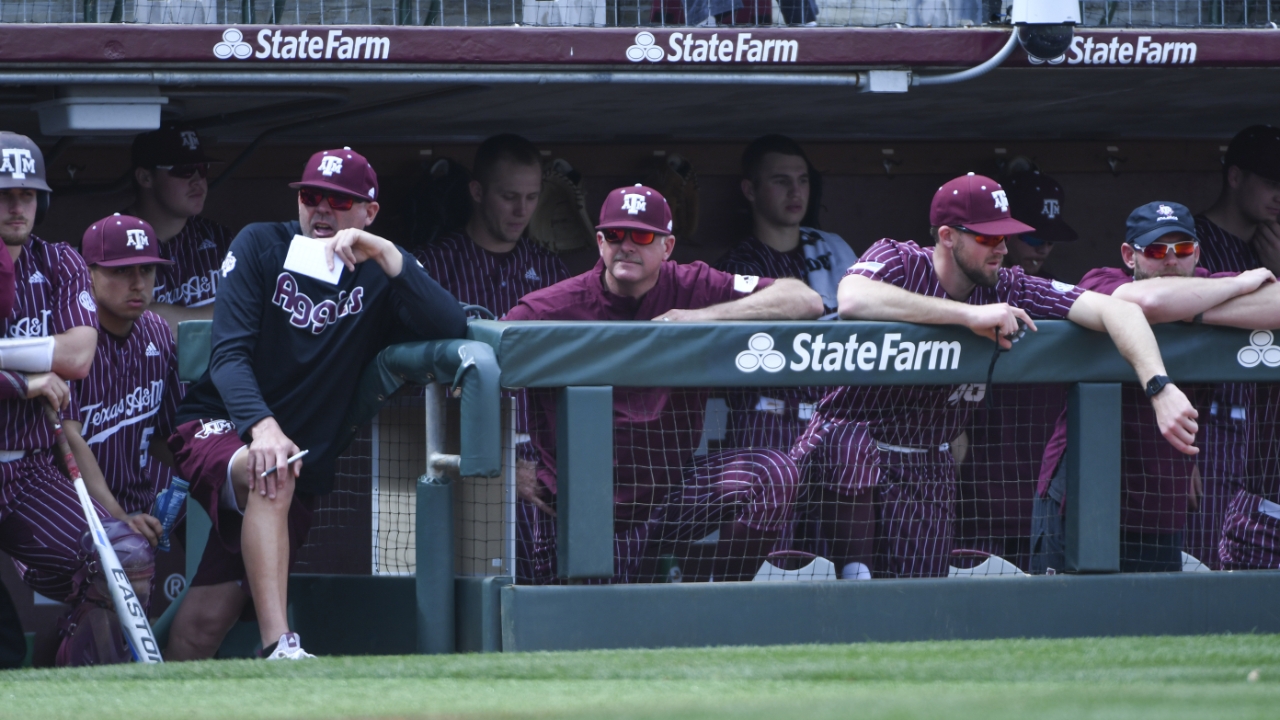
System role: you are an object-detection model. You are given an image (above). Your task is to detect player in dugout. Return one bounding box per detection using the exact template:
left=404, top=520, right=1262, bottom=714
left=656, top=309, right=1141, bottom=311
left=1183, top=126, right=1280, bottom=568
left=0, top=133, right=159, bottom=658
left=714, top=134, right=858, bottom=454
left=506, top=184, right=824, bottom=583
left=0, top=238, right=24, bottom=670
left=792, top=173, right=1200, bottom=580
left=956, top=169, right=1077, bottom=573
left=1035, top=201, right=1280, bottom=573
left=414, top=133, right=569, bottom=317
left=123, top=125, right=236, bottom=336
left=164, top=147, right=467, bottom=660
left=54, top=214, right=184, bottom=665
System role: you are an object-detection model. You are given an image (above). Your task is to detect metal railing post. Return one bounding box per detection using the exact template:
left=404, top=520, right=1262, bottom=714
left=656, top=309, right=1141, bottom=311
left=1065, top=382, right=1122, bottom=573
left=556, top=386, right=615, bottom=580
left=416, top=383, right=456, bottom=654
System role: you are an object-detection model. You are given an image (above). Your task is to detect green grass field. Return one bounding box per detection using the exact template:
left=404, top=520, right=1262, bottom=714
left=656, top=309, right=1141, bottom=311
left=2, top=635, right=1277, bottom=720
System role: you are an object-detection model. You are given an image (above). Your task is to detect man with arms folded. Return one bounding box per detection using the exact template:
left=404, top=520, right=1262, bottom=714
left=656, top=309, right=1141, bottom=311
left=1186, top=126, right=1280, bottom=567
left=1035, top=201, right=1280, bottom=573
left=506, top=184, right=823, bottom=583
left=793, top=173, right=1198, bottom=580
left=715, top=134, right=857, bottom=453
left=165, top=148, right=466, bottom=660
left=124, top=125, right=235, bottom=335
left=0, top=133, right=157, bottom=661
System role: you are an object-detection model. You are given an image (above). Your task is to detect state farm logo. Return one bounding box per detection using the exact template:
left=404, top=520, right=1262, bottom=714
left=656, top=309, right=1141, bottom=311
left=212, top=27, right=390, bottom=61
left=1238, top=330, right=1280, bottom=368
left=626, top=32, right=665, bottom=63
left=1051, top=35, right=1197, bottom=66
left=736, top=333, right=786, bottom=373
left=625, top=31, right=798, bottom=64
left=734, top=331, right=963, bottom=374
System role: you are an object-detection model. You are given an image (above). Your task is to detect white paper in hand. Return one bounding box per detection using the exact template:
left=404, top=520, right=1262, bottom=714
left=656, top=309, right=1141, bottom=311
left=283, top=234, right=343, bottom=285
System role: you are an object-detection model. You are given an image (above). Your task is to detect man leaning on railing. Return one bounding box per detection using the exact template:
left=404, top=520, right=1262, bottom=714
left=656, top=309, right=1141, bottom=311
left=790, top=172, right=1199, bottom=580
left=506, top=184, right=823, bottom=584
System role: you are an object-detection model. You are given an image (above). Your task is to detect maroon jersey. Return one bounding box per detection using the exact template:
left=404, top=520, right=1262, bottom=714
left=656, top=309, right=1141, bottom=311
left=1038, top=266, right=1217, bottom=534
left=794, top=239, right=1083, bottom=494
left=0, top=371, right=25, bottom=400
left=151, top=215, right=235, bottom=308
left=715, top=234, right=827, bottom=450
left=68, top=311, right=182, bottom=515
left=505, top=260, right=774, bottom=524
left=0, top=235, right=98, bottom=452
left=414, top=231, right=570, bottom=317
left=1195, top=215, right=1262, bottom=275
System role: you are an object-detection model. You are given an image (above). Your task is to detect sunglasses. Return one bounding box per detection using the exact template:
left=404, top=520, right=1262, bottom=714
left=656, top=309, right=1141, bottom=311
left=299, top=188, right=364, bottom=212
left=1140, top=240, right=1198, bottom=260
left=1018, top=235, right=1053, bottom=248
left=157, top=163, right=209, bottom=179
left=602, top=228, right=660, bottom=246
left=952, top=225, right=1007, bottom=247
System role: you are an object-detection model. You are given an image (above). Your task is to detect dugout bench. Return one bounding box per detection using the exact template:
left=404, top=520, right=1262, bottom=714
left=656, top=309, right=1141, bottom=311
left=169, top=319, right=1280, bottom=656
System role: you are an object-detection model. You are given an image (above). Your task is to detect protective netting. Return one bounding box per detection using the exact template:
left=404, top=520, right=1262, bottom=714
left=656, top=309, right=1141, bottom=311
left=287, top=377, right=1280, bottom=582
left=3, top=0, right=1276, bottom=26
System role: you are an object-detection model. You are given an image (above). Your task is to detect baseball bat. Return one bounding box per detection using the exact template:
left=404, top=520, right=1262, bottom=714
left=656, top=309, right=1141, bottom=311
left=42, top=402, right=163, bottom=664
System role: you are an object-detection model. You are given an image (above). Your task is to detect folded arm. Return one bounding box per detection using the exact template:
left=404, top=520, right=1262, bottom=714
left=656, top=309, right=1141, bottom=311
left=1200, top=278, right=1280, bottom=329
left=656, top=278, right=823, bottom=322
left=1110, top=268, right=1273, bottom=324
left=838, top=275, right=1035, bottom=349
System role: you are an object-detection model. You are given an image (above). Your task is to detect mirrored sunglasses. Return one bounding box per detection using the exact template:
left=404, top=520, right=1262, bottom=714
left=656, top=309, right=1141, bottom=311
left=299, top=188, right=363, bottom=212
left=953, top=225, right=1007, bottom=248
left=602, top=228, right=659, bottom=246
left=1141, top=241, right=1198, bottom=260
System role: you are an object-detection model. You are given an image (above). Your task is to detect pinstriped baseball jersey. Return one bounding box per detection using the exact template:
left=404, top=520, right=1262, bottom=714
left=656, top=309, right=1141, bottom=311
left=413, top=231, right=569, bottom=317
left=1190, top=214, right=1259, bottom=564
left=795, top=239, right=1083, bottom=493
left=0, top=371, right=25, bottom=400
left=151, top=215, right=235, bottom=308
left=0, top=235, right=98, bottom=452
left=67, top=311, right=182, bottom=515
left=715, top=234, right=827, bottom=451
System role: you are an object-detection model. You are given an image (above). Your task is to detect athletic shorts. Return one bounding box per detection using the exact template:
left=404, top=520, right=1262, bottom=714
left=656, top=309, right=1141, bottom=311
left=168, top=419, right=316, bottom=588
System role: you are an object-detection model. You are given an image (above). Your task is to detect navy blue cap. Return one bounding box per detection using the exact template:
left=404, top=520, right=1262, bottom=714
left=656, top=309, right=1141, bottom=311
left=1225, top=125, right=1280, bottom=182
left=1125, top=202, right=1197, bottom=249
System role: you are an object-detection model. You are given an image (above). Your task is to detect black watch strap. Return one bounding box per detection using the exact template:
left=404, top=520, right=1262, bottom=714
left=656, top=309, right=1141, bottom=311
left=1145, top=374, right=1172, bottom=398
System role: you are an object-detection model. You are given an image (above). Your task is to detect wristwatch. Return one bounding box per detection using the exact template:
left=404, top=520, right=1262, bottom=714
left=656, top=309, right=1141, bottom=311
left=1145, top=374, right=1172, bottom=398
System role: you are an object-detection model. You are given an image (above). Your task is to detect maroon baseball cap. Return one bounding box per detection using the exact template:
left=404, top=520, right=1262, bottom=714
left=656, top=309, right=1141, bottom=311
left=81, top=214, right=173, bottom=268
left=0, top=247, right=14, bottom=320
left=1004, top=170, right=1078, bottom=243
left=288, top=147, right=380, bottom=202
left=930, top=173, right=1035, bottom=236
left=596, top=184, right=673, bottom=235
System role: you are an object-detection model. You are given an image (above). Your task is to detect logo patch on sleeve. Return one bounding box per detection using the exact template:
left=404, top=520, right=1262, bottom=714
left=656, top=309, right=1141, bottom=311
left=733, top=274, right=760, bottom=293
left=850, top=261, right=886, bottom=273
left=78, top=291, right=97, bottom=312
left=1051, top=280, right=1076, bottom=294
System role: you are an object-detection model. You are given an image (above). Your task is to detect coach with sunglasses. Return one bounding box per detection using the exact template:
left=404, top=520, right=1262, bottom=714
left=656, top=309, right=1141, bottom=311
left=790, top=173, right=1199, bottom=580
left=1035, top=201, right=1280, bottom=574
left=165, top=148, right=466, bottom=660
left=125, top=125, right=236, bottom=336
left=505, top=184, right=822, bottom=584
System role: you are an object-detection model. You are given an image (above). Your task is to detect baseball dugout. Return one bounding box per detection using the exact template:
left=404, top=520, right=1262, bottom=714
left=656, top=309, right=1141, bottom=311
left=171, top=318, right=1280, bottom=655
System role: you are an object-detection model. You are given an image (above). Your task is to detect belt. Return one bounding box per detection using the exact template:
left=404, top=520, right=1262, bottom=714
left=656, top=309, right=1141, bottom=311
left=876, top=441, right=950, bottom=454
left=0, top=450, right=26, bottom=463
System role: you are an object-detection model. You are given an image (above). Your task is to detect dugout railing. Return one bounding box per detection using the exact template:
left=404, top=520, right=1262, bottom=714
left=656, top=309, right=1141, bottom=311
left=170, top=319, right=1280, bottom=656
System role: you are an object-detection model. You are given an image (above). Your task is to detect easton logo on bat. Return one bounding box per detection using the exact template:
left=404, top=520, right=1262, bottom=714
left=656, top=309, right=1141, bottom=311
left=736, top=331, right=963, bottom=374
left=111, top=567, right=162, bottom=662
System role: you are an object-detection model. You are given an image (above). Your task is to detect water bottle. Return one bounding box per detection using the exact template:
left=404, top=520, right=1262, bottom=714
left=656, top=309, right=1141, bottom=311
left=151, top=478, right=189, bottom=552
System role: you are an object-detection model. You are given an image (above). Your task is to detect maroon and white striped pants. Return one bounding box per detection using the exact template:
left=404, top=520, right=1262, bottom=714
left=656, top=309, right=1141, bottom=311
left=517, top=448, right=799, bottom=584
left=1219, top=488, right=1280, bottom=570
left=0, top=454, right=110, bottom=601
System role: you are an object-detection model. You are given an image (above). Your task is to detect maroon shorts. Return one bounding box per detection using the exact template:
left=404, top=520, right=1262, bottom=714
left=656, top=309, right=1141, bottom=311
left=169, top=418, right=316, bottom=588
